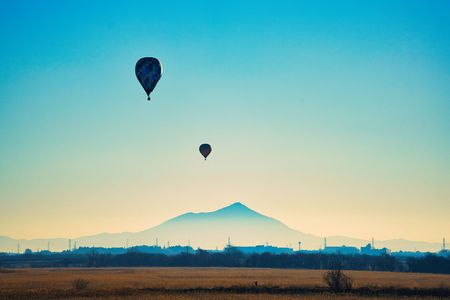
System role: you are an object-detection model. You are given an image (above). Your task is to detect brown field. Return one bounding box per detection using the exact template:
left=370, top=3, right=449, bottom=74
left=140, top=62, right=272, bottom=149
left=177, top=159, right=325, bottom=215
left=0, top=268, right=449, bottom=299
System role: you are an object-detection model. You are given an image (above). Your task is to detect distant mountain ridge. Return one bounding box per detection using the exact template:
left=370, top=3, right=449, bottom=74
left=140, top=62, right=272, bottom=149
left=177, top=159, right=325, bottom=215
left=160, top=202, right=280, bottom=223
left=0, top=202, right=442, bottom=252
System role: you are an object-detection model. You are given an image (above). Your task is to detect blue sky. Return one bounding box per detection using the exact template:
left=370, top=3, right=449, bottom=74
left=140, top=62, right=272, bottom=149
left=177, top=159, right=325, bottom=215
left=0, top=0, right=449, bottom=242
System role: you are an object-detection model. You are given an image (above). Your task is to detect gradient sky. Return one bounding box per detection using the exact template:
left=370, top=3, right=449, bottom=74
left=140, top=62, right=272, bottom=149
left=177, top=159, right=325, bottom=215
left=1, top=0, right=449, bottom=243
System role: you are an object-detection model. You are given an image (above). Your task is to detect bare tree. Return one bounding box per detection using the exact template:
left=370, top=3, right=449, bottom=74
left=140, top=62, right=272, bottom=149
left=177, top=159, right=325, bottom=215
left=323, top=269, right=353, bottom=292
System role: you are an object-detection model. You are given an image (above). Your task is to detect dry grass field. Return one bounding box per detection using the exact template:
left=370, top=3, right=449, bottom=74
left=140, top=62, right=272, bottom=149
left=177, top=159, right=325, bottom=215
left=0, top=268, right=449, bottom=299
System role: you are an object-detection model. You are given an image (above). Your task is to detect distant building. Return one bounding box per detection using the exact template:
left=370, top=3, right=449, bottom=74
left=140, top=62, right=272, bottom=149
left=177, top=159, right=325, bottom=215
left=391, top=251, right=427, bottom=258
left=38, top=250, right=52, bottom=255
left=322, top=245, right=359, bottom=255
left=232, top=245, right=293, bottom=254
left=70, top=245, right=194, bottom=256
left=360, top=243, right=390, bottom=256
left=129, top=245, right=194, bottom=255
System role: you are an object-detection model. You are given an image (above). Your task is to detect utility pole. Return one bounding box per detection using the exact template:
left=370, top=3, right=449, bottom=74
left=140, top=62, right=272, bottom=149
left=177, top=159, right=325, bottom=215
left=324, top=237, right=327, bottom=249
left=371, top=237, right=375, bottom=249
left=69, top=239, right=71, bottom=251
left=298, top=241, right=302, bottom=251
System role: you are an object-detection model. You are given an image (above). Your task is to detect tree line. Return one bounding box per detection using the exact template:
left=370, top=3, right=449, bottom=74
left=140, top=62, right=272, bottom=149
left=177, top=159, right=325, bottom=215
left=1, top=248, right=449, bottom=274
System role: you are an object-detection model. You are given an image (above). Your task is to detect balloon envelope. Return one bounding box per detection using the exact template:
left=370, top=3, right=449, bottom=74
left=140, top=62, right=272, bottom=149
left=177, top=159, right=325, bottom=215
left=135, top=57, right=162, bottom=100
left=199, top=144, right=212, bottom=160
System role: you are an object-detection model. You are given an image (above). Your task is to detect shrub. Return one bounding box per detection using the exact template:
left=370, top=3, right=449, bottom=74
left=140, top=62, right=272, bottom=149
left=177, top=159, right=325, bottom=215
left=323, top=269, right=353, bottom=292
left=71, top=278, right=89, bottom=290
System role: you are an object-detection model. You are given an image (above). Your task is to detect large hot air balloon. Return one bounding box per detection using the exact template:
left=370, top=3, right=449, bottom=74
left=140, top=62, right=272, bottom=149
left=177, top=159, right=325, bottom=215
left=199, top=144, right=212, bottom=160
left=135, top=57, right=162, bottom=100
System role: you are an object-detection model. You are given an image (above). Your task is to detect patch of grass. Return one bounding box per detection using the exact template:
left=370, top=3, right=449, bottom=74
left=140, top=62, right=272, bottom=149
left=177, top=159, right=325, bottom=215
left=0, top=268, right=449, bottom=299
left=71, top=278, right=89, bottom=290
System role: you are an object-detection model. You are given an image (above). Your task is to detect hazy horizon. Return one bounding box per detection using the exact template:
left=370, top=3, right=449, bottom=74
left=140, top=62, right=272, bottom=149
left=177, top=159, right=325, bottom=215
left=0, top=202, right=444, bottom=253
left=1, top=1, right=449, bottom=243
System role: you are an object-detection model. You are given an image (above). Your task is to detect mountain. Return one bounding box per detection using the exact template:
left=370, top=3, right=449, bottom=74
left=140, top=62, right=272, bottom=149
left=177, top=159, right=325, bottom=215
left=72, top=202, right=324, bottom=251
left=0, top=202, right=442, bottom=252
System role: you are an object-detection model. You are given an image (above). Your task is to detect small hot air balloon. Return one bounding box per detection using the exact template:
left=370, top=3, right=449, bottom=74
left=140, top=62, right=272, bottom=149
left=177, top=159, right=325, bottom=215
left=199, top=144, right=212, bottom=160
left=135, top=57, right=162, bottom=100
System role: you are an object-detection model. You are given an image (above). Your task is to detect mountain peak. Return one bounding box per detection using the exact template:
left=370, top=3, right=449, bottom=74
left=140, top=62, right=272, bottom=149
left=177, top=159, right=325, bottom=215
left=165, top=202, right=264, bottom=225
left=227, top=202, right=248, bottom=209
left=216, top=202, right=254, bottom=213
left=209, top=202, right=269, bottom=220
